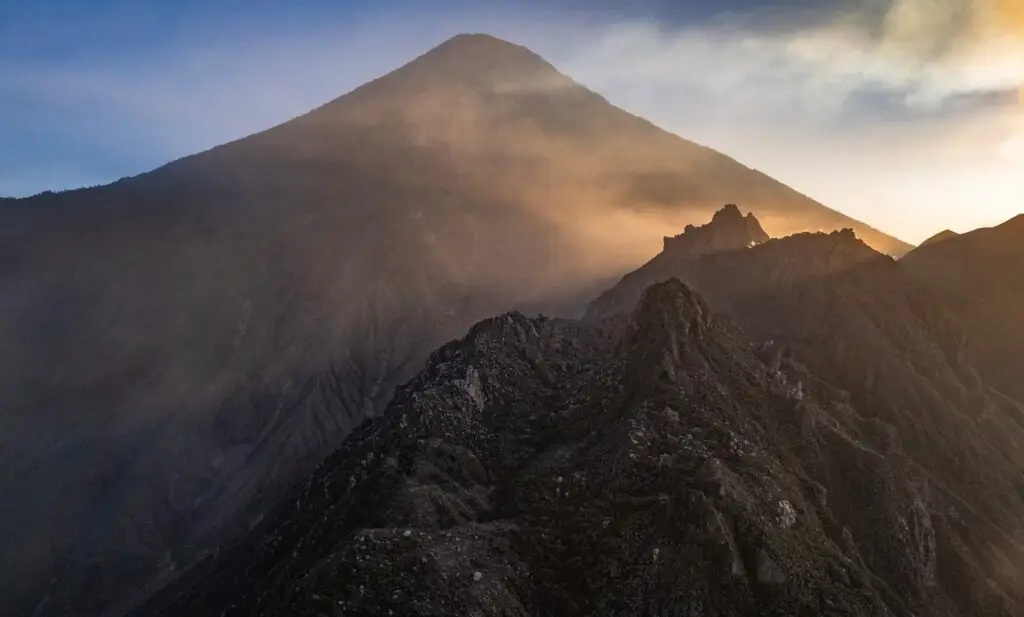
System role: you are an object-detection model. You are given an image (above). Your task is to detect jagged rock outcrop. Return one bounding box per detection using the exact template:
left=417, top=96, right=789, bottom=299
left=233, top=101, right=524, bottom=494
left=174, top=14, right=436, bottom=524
left=662, top=203, right=770, bottom=255
left=133, top=278, right=1024, bottom=617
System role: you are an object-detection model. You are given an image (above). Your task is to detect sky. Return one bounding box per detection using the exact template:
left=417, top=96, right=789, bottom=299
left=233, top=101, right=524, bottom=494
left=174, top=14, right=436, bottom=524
left=1, top=0, right=1022, bottom=243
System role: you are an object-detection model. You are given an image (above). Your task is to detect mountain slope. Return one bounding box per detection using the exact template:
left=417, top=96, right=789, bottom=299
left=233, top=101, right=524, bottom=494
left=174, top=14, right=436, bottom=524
left=589, top=207, right=1024, bottom=615
left=901, top=215, right=1024, bottom=402
left=1, top=34, right=908, bottom=617
left=917, top=229, right=959, bottom=249
left=135, top=279, right=1024, bottom=617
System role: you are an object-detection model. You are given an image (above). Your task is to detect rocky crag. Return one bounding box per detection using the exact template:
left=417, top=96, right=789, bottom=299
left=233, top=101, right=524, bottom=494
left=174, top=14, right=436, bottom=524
left=133, top=209, right=1024, bottom=616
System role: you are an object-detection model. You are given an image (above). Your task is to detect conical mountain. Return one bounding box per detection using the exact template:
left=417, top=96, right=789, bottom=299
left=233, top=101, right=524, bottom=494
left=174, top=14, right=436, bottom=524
left=1, top=34, right=907, bottom=617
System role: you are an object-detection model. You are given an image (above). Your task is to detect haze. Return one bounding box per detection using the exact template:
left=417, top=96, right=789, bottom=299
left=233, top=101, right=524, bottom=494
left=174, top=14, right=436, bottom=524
left=2, top=0, right=1022, bottom=244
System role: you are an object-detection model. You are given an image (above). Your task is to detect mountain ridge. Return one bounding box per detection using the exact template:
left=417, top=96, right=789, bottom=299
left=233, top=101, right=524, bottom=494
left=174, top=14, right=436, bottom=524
left=901, top=212, right=1024, bottom=403
left=130, top=279, right=903, bottom=616
left=132, top=264, right=1024, bottom=616
left=917, top=229, right=959, bottom=249
left=2, top=34, right=911, bottom=617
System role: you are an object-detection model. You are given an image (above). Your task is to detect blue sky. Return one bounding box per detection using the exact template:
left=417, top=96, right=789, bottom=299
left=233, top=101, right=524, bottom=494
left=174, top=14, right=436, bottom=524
left=2, top=0, right=1023, bottom=242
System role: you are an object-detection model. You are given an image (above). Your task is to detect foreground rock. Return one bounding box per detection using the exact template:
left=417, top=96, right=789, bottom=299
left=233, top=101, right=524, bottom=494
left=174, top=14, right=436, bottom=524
left=134, top=276, right=1024, bottom=616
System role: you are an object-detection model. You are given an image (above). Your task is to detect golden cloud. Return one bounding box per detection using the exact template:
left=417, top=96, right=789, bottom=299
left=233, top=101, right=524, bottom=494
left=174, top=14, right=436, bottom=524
left=983, top=0, right=1024, bottom=31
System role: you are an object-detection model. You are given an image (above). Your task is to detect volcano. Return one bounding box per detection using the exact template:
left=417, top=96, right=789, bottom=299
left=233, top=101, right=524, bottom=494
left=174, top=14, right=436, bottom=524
left=1, top=33, right=909, bottom=617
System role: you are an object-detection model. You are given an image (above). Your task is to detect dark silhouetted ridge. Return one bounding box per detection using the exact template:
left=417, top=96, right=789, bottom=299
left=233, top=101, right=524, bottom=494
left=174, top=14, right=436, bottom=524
left=591, top=210, right=880, bottom=321
left=917, top=229, right=959, bottom=249
left=663, top=203, right=771, bottom=255
left=903, top=211, right=1024, bottom=402
left=1002, top=213, right=1024, bottom=232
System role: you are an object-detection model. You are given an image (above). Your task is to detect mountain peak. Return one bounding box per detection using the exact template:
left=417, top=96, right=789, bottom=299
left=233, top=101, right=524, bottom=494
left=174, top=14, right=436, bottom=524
left=711, top=203, right=744, bottom=224
left=436, top=32, right=524, bottom=51
left=629, top=278, right=713, bottom=344
left=918, top=229, right=959, bottom=249
left=999, top=213, right=1024, bottom=232
left=398, top=32, right=569, bottom=89
left=663, top=204, right=771, bottom=256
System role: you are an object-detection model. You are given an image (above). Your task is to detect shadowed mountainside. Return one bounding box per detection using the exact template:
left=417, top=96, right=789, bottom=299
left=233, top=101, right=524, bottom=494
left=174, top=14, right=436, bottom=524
left=901, top=215, right=1024, bottom=403
left=135, top=272, right=1024, bottom=616
left=587, top=207, right=1024, bottom=615
left=1, top=34, right=908, bottom=617
left=916, top=229, right=960, bottom=249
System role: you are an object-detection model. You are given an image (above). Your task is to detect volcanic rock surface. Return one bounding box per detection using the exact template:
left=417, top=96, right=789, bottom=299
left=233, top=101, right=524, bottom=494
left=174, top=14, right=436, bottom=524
left=136, top=270, right=1024, bottom=616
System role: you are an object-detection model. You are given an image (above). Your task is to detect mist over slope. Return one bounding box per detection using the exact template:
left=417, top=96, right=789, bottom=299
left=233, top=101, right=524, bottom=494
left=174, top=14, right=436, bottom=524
left=1, top=33, right=908, bottom=617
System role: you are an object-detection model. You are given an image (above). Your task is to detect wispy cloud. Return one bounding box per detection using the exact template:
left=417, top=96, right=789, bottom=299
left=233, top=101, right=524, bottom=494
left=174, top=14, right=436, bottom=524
left=563, top=0, right=1023, bottom=123
left=553, top=0, right=1024, bottom=240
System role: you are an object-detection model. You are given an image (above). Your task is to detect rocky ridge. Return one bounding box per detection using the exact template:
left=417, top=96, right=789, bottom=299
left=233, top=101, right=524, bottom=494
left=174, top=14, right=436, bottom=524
left=589, top=207, right=1024, bottom=616
left=132, top=204, right=1024, bottom=616
left=134, top=280, right=917, bottom=616
left=661, top=203, right=771, bottom=255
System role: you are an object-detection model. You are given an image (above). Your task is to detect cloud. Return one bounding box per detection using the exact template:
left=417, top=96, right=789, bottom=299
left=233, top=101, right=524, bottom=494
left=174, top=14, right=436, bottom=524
left=561, top=0, right=1023, bottom=121
left=547, top=0, right=1024, bottom=241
